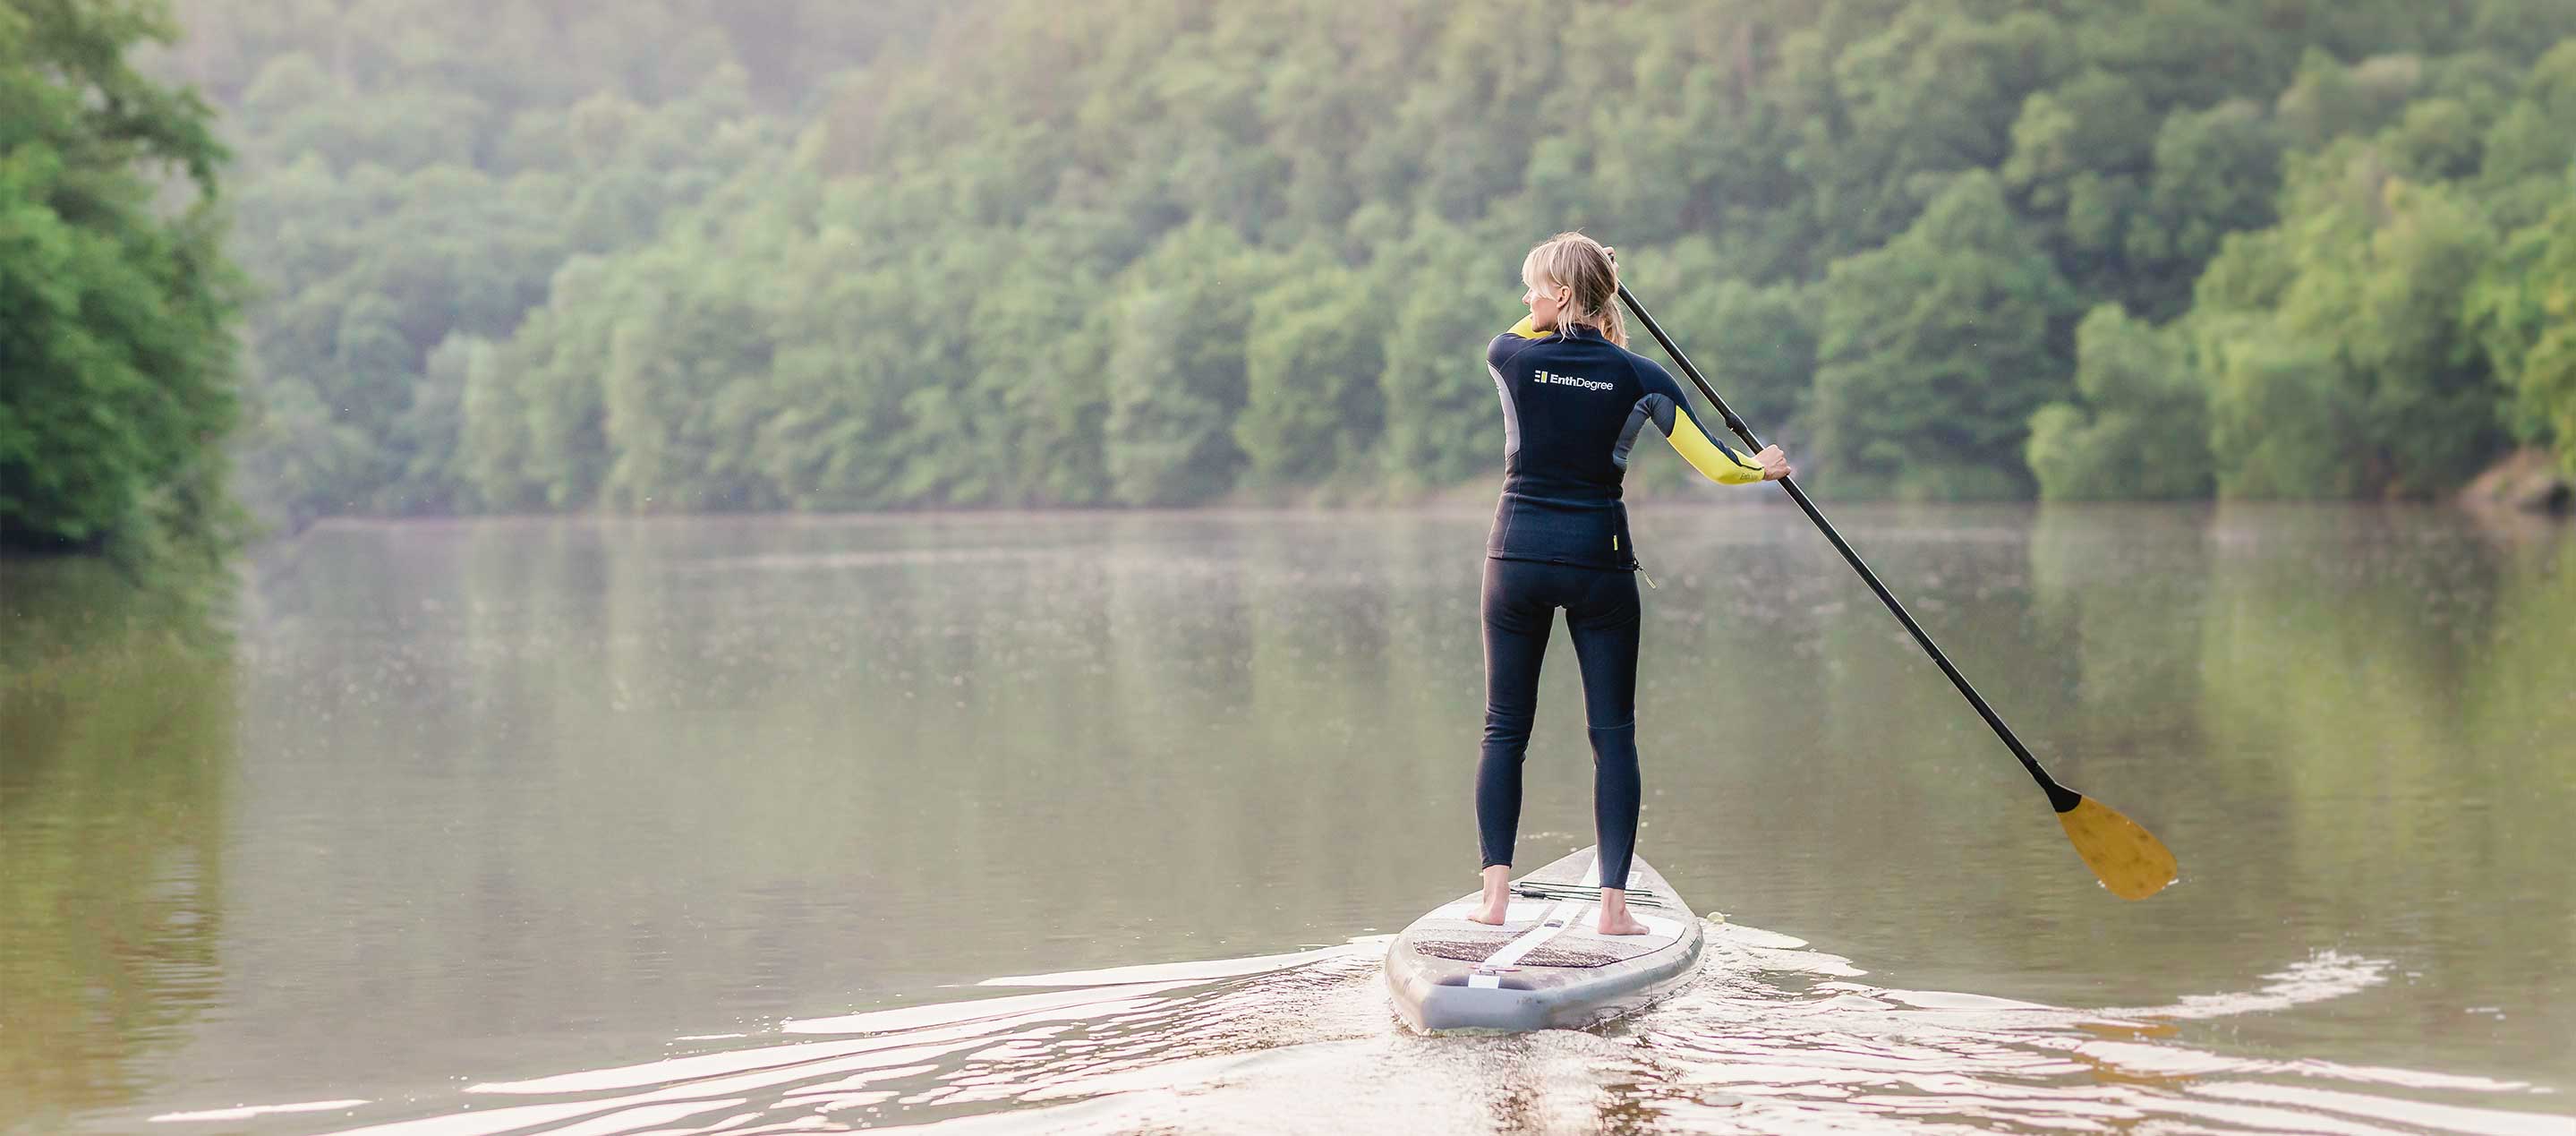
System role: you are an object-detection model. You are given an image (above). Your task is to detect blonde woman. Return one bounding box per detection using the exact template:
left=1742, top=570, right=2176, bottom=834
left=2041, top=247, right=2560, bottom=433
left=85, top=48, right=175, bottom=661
left=1472, top=233, right=1792, bottom=935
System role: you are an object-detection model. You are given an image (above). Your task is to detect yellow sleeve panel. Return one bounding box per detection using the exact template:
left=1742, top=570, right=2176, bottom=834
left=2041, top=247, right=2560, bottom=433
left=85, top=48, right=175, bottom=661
left=1506, top=315, right=1546, bottom=339
left=1663, top=406, right=1767, bottom=485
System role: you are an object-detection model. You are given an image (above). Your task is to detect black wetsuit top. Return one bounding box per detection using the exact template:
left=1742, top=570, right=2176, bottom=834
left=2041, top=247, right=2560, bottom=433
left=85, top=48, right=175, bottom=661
left=1483, top=319, right=1766, bottom=572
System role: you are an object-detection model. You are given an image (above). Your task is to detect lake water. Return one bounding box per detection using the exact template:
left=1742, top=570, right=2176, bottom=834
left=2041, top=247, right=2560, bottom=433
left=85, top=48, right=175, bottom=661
left=4, top=503, right=2571, bottom=1135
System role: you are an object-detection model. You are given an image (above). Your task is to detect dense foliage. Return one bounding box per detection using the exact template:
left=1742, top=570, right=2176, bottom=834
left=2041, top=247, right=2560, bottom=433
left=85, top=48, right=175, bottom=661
left=2, top=0, right=242, bottom=551
left=141, top=1, right=2576, bottom=518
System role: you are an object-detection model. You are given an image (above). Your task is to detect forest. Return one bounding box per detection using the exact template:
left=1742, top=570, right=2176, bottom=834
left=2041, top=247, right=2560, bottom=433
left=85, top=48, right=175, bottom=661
left=3, top=0, right=239, bottom=552
left=11, top=0, right=2576, bottom=544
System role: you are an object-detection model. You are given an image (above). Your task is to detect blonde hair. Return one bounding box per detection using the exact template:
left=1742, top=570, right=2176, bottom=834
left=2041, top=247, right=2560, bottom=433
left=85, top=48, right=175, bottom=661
left=1521, top=231, right=1627, bottom=346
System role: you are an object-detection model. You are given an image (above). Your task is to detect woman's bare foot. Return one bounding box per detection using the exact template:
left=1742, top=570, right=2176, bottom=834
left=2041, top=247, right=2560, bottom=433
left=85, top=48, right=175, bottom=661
left=1595, top=888, right=1650, bottom=935
left=1467, top=864, right=1513, bottom=925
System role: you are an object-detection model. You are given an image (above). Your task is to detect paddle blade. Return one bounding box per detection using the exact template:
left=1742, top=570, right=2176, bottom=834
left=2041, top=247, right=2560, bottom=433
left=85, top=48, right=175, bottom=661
left=2057, top=796, right=2178, bottom=900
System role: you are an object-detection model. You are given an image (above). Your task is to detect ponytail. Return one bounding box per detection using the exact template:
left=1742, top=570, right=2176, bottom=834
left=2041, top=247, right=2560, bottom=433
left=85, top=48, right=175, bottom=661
left=1520, top=231, right=1627, bottom=347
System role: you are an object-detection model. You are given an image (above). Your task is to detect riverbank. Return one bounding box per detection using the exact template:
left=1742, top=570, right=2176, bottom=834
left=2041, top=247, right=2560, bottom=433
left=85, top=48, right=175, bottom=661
left=2461, top=447, right=2574, bottom=514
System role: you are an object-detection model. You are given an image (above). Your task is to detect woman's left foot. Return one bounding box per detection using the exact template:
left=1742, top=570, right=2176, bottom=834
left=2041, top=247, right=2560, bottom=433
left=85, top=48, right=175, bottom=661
left=1468, top=865, right=1514, bottom=926
left=1595, top=887, right=1649, bottom=935
left=1594, top=910, right=1649, bottom=935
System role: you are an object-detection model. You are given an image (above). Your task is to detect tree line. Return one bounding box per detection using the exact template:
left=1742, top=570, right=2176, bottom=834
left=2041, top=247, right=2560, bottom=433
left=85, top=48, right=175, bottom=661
left=3, top=0, right=239, bottom=553
left=12, top=0, right=2576, bottom=549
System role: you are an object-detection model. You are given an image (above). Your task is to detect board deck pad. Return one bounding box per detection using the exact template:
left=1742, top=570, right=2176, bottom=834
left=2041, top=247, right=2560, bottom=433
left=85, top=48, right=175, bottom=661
left=1385, top=846, right=1704, bottom=1034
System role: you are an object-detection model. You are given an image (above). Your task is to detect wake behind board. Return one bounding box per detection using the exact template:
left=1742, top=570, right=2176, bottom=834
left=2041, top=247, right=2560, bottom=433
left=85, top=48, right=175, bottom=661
left=1386, top=846, right=1703, bottom=1033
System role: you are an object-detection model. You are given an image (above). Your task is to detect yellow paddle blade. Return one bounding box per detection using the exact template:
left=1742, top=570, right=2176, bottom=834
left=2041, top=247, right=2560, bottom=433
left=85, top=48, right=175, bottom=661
left=2058, top=796, right=2178, bottom=900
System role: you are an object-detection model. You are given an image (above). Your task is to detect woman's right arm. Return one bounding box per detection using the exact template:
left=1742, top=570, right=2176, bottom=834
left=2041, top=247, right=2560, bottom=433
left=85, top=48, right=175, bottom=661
left=1625, top=361, right=1791, bottom=484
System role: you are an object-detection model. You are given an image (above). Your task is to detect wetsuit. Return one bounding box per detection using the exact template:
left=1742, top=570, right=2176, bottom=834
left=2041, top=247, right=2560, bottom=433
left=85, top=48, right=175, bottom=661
left=1479, top=316, right=1768, bottom=892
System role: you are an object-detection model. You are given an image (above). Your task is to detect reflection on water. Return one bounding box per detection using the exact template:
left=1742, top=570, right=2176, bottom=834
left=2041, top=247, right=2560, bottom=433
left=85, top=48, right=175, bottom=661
left=183, top=930, right=2559, bottom=1135
left=4, top=504, right=2572, bottom=1133
left=0, top=559, right=234, bottom=1131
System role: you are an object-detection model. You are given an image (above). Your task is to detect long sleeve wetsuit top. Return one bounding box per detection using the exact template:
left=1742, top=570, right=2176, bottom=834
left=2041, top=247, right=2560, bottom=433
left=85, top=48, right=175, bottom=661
left=1483, top=316, right=1767, bottom=570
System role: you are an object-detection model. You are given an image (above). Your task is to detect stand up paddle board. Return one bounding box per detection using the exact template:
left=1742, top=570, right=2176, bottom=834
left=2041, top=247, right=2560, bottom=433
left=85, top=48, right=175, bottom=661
left=1386, top=846, right=1702, bottom=1033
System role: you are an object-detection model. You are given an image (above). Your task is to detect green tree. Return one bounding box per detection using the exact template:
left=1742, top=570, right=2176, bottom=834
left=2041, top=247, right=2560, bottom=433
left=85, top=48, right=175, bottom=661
left=597, top=268, right=776, bottom=512
left=2026, top=305, right=2211, bottom=500
left=1236, top=261, right=1387, bottom=491
left=1795, top=4, right=2074, bottom=261
left=2466, top=192, right=2576, bottom=474
left=2000, top=68, right=2158, bottom=305
left=1102, top=225, right=1272, bottom=506
left=2473, top=40, right=2576, bottom=229
left=1375, top=223, right=1518, bottom=492
left=1, top=0, right=241, bottom=551
left=2273, top=49, right=2422, bottom=150
left=2124, top=99, right=2283, bottom=321
left=1813, top=171, right=2077, bottom=500
left=2193, top=150, right=2503, bottom=498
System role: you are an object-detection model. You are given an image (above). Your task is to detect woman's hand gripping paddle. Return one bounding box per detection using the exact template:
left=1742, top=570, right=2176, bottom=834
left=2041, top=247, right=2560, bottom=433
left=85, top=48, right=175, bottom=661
left=1615, top=281, right=2178, bottom=901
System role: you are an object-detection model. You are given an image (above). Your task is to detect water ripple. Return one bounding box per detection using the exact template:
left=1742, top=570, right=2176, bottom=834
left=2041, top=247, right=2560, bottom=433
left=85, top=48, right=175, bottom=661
left=158, top=924, right=2560, bottom=1136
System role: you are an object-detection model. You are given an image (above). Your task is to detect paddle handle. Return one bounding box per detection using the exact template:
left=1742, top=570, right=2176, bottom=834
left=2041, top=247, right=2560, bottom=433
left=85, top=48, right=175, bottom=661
left=1614, top=283, right=2081, bottom=814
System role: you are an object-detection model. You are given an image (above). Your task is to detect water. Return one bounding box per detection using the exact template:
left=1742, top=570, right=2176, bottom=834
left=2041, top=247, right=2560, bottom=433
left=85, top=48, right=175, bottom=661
left=4, top=503, right=2570, bottom=1134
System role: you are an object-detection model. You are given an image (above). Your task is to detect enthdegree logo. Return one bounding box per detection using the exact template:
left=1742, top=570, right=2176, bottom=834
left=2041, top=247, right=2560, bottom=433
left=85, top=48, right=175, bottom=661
left=1537, top=370, right=1614, bottom=392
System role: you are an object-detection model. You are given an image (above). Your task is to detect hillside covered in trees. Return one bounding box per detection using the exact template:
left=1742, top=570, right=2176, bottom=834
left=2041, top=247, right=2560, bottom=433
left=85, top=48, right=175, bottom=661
left=3, top=0, right=241, bottom=553
left=143, top=0, right=2576, bottom=522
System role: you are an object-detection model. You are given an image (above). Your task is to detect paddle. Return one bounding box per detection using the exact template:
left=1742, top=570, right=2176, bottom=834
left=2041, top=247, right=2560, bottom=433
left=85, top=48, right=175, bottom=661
left=1615, top=282, right=2179, bottom=901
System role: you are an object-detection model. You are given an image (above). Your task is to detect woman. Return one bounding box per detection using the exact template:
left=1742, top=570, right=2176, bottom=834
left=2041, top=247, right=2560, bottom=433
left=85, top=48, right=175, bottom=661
left=1471, top=232, right=1791, bottom=935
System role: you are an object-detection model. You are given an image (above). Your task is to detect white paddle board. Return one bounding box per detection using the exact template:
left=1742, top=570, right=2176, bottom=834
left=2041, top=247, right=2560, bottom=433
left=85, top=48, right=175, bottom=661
left=1385, top=846, right=1703, bottom=1033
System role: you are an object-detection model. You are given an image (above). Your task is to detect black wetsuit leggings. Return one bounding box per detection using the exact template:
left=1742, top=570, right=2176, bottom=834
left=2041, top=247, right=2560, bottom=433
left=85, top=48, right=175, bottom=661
left=1477, top=556, right=1642, bottom=892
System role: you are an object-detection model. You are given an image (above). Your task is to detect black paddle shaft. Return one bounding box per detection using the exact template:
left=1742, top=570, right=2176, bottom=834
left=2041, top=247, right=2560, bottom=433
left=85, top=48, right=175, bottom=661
left=1614, top=283, right=2083, bottom=815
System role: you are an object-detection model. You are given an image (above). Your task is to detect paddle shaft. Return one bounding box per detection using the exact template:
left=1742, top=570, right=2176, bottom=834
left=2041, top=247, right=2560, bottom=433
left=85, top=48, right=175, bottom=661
left=1614, top=283, right=2082, bottom=814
